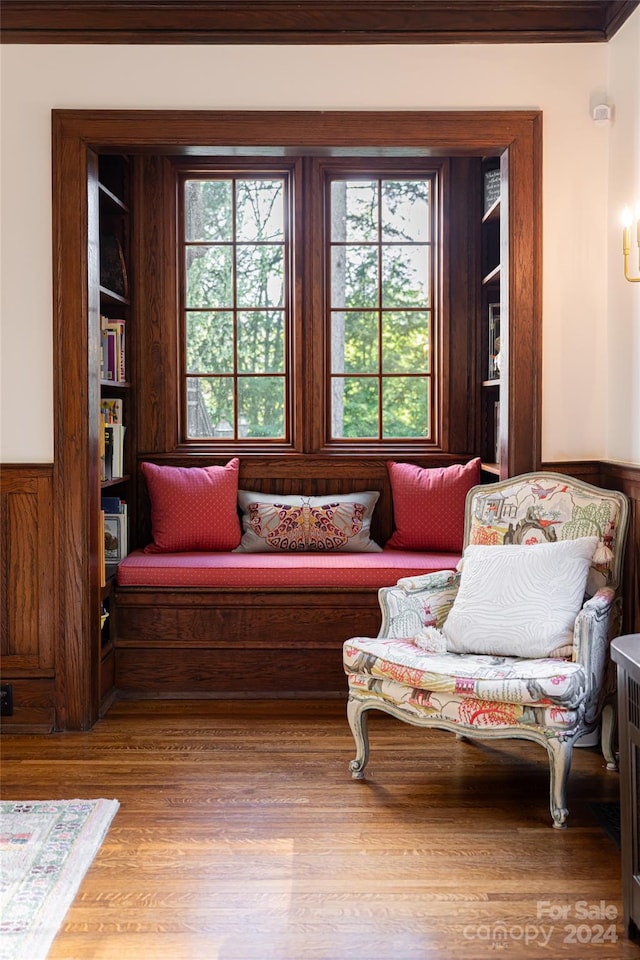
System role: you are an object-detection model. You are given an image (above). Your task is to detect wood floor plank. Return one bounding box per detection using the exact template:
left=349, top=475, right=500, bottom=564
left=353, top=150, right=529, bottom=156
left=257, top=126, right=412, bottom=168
left=2, top=699, right=639, bottom=959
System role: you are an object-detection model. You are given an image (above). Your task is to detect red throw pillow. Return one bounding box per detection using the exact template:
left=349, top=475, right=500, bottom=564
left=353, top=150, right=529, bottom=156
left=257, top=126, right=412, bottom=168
left=142, top=459, right=241, bottom=553
left=385, top=458, right=481, bottom=552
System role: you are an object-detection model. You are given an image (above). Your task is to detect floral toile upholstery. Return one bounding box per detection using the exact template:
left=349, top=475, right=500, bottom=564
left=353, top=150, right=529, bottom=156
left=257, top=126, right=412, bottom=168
left=344, top=472, right=629, bottom=829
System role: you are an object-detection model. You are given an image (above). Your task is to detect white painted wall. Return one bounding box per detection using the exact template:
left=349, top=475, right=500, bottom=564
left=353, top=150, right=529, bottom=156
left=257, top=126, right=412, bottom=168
left=0, top=30, right=637, bottom=464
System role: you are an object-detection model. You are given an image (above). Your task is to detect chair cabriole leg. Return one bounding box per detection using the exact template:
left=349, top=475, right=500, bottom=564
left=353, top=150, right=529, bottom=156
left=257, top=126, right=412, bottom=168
left=547, top=736, right=573, bottom=829
left=347, top=695, right=370, bottom=780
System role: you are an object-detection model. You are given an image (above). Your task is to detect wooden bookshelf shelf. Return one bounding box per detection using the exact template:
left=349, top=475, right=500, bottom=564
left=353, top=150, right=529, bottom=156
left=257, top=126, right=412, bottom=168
left=482, top=197, right=500, bottom=223
left=94, top=153, right=134, bottom=718
left=479, top=158, right=504, bottom=479
left=482, top=263, right=501, bottom=286
left=99, top=285, right=129, bottom=305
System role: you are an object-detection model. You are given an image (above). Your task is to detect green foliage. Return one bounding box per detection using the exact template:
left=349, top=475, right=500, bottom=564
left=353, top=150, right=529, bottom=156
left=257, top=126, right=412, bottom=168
left=184, top=174, right=434, bottom=440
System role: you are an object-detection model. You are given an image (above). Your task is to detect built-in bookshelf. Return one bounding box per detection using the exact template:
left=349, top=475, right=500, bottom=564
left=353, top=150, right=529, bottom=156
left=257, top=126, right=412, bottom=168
left=480, top=158, right=504, bottom=478
left=97, top=154, right=133, bottom=714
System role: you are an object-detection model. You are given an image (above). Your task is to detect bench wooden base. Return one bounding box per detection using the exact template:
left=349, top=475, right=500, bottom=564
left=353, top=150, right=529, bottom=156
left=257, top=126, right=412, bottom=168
left=114, top=586, right=382, bottom=697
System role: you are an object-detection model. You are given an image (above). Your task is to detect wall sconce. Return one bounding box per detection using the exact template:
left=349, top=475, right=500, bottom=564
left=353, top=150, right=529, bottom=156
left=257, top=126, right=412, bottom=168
left=622, top=206, right=640, bottom=282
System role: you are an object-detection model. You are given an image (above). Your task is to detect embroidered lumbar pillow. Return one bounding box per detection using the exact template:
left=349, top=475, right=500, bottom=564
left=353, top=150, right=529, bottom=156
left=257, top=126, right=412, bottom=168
left=234, top=490, right=382, bottom=553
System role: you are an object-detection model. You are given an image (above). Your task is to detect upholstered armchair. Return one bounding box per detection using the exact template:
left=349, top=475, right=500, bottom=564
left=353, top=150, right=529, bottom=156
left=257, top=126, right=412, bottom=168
left=344, top=472, right=629, bottom=828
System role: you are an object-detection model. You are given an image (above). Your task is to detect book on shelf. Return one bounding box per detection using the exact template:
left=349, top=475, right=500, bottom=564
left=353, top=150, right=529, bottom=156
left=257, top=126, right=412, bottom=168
left=99, top=510, right=106, bottom=587
left=101, top=495, right=127, bottom=515
left=100, top=397, right=123, bottom=423
left=104, top=510, right=128, bottom=564
left=100, top=420, right=126, bottom=481
left=100, top=316, right=126, bottom=382
left=494, top=400, right=501, bottom=464
left=487, top=302, right=501, bottom=380
left=483, top=168, right=501, bottom=213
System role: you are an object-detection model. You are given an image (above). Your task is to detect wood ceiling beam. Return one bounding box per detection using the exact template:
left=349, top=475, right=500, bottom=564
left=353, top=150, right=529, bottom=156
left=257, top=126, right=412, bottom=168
left=2, top=1, right=638, bottom=45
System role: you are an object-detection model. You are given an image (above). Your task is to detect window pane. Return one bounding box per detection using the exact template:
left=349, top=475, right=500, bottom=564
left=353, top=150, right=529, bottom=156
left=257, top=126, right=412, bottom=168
left=332, top=377, right=379, bottom=438
left=331, top=246, right=378, bottom=309
left=382, top=311, right=431, bottom=373
left=331, top=180, right=378, bottom=242
left=237, top=310, right=285, bottom=373
left=331, top=310, right=378, bottom=374
left=382, top=377, right=430, bottom=438
left=186, top=377, right=234, bottom=439
left=185, top=180, right=232, bottom=242
left=237, top=244, right=284, bottom=308
left=185, top=245, right=233, bottom=309
left=238, top=377, right=285, bottom=438
left=186, top=311, right=234, bottom=374
left=381, top=180, right=430, bottom=242
left=381, top=244, right=429, bottom=308
left=236, top=180, right=284, bottom=242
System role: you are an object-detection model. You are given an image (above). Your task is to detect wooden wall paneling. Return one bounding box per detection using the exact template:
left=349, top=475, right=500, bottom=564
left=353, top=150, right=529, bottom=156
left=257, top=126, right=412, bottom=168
left=446, top=157, right=479, bottom=455
left=134, top=155, right=176, bottom=459
left=504, top=115, right=542, bottom=477
left=0, top=465, right=55, bottom=668
left=52, top=109, right=542, bottom=728
left=52, top=118, right=100, bottom=731
left=136, top=452, right=464, bottom=547
left=600, top=461, right=640, bottom=636
left=0, top=464, right=56, bottom=731
left=114, top=588, right=380, bottom=697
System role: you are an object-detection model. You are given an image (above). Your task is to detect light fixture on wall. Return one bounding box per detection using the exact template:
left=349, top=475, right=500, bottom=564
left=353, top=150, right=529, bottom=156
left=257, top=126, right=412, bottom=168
left=622, top=206, right=640, bottom=282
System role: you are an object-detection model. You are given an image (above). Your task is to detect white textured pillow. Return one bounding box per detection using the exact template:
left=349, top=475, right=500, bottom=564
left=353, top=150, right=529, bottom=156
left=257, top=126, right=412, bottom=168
left=234, top=490, right=382, bottom=553
left=442, top=537, right=599, bottom=658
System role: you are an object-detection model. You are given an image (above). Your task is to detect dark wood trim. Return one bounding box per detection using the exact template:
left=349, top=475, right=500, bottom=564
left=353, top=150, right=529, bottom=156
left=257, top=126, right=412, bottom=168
left=2, top=1, right=638, bottom=44
left=600, top=461, right=640, bottom=637
left=53, top=108, right=541, bottom=728
left=604, top=0, right=640, bottom=38
left=52, top=121, right=96, bottom=730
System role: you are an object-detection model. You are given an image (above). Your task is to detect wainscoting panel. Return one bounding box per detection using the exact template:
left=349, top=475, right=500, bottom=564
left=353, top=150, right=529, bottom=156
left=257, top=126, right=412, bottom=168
left=1, top=459, right=637, bottom=731
left=600, top=461, right=640, bottom=636
left=0, top=464, right=56, bottom=731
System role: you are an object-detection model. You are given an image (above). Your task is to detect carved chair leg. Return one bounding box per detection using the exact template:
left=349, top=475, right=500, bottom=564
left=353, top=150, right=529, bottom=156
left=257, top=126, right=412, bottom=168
left=600, top=697, right=618, bottom=771
left=546, top=736, right=573, bottom=829
left=347, top=696, right=370, bottom=780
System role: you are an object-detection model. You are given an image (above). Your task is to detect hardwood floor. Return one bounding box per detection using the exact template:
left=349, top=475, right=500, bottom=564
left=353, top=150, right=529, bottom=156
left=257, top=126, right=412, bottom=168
left=2, top=699, right=639, bottom=959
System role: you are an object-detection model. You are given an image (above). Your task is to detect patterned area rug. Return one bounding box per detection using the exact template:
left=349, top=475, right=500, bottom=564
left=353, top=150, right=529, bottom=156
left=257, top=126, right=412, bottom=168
left=0, top=799, right=119, bottom=960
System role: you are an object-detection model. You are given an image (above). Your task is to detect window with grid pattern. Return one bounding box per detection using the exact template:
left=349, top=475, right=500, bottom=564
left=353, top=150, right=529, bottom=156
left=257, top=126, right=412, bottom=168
left=327, top=175, right=434, bottom=441
left=178, top=160, right=440, bottom=448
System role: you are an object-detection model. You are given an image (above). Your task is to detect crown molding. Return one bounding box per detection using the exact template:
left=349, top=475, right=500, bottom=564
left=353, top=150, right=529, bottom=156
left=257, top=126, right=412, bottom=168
left=2, top=1, right=638, bottom=44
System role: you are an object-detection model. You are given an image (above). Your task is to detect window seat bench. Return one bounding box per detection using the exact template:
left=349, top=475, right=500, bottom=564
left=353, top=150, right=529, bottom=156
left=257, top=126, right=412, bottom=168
left=113, top=548, right=460, bottom=698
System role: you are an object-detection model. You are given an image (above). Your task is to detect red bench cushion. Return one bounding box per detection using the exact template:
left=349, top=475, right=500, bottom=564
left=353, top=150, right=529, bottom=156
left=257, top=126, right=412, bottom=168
left=116, top=548, right=460, bottom=589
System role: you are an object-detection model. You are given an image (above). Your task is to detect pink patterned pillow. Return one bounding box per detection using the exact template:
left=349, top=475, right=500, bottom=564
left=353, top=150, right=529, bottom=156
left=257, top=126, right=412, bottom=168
left=386, top=458, right=481, bottom=552
left=142, top=460, right=241, bottom=553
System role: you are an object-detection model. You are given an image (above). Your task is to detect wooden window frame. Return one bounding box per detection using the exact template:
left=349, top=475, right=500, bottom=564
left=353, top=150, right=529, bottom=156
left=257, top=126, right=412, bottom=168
left=174, top=154, right=448, bottom=455
left=313, top=157, right=446, bottom=455
left=176, top=159, right=299, bottom=448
